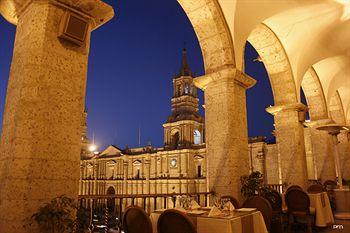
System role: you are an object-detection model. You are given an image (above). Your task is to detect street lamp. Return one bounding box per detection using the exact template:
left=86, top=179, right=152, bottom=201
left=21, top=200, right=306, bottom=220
left=89, top=144, right=97, bottom=153
left=316, top=123, right=349, bottom=189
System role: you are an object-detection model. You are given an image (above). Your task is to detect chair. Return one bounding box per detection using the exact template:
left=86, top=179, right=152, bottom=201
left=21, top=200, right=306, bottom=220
left=157, top=209, right=197, bottom=233
left=307, top=184, right=324, bottom=193
left=263, top=190, right=284, bottom=233
left=242, top=196, right=272, bottom=231
left=323, top=180, right=337, bottom=189
left=323, top=180, right=337, bottom=211
left=220, top=195, right=240, bottom=209
left=285, top=189, right=315, bottom=233
left=286, top=185, right=302, bottom=193
left=122, top=206, right=153, bottom=233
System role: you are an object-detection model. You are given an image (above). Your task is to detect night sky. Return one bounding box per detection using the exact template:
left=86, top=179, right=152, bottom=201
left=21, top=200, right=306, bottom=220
left=0, top=0, right=276, bottom=151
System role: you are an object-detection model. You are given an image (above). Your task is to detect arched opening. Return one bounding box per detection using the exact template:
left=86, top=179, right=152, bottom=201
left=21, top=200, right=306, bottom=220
left=193, top=130, right=201, bottom=145
left=171, top=131, right=180, bottom=149
left=106, top=186, right=116, bottom=212
left=245, top=41, right=275, bottom=141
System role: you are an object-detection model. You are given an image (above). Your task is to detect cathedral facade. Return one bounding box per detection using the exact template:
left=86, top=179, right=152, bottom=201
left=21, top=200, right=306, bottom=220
left=79, top=49, right=207, bottom=197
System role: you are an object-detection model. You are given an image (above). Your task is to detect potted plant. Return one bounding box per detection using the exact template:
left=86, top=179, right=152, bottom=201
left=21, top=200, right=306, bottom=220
left=240, top=171, right=275, bottom=201
left=31, top=195, right=90, bottom=233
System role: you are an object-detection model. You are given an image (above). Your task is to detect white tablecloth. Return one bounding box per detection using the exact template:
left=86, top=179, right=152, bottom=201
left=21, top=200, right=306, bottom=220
left=308, top=192, right=334, bottom=227
left=150, top=210, right=268, bottom=233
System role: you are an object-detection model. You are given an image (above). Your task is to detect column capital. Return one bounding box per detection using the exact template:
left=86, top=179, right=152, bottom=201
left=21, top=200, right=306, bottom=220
left=303, top=118, right=334, bottom=128
left=317, top=123, right=350, bottom=136
left=1, top=0, right=114, bottom=29
left=266, top=102, right=308, bottom=116
left=193, top=66, right=256, bottom=90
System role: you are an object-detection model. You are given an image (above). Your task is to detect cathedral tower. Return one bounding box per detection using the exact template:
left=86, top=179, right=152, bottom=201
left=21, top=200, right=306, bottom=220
left=163, top=48, right=204, bottom=150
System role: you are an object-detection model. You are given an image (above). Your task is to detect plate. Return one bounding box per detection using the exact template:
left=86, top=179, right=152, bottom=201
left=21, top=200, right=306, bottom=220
left=188, top=210, right=207, bottom=215
left=236, top=208, right=257, bottom=212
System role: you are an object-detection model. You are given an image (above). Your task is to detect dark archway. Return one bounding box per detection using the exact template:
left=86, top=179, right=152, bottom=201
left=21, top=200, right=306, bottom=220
left=107, top=186, right=116, bottom=212
left=171, top=132, right=180, bottom=149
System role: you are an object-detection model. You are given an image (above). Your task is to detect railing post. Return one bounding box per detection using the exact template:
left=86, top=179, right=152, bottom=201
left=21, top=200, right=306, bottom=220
left=119, top=198, right=123, bottom=220
left=153, top=197, right=157, bottom=211
left=143, top=197, right=146, bottom=211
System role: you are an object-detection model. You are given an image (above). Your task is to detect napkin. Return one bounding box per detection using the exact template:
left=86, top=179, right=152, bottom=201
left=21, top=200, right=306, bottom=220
left=190, top=200, right=201, bottom=209
left=168, top=197, right=175, bottom=209
left=208, top=206, right=222, bottom=217
left=223, top=201, right=235, bottom=211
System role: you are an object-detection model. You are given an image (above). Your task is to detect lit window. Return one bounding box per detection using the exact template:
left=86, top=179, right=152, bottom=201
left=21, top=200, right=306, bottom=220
left=194, top=130, right=201, bottom=144
left=170, top=158, right=177, bottom=168
left=184, top=84, right=189, bottom=94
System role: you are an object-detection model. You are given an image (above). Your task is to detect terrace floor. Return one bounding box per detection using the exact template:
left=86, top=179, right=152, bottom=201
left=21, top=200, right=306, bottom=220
left=290, top=220, right=350, bottom=233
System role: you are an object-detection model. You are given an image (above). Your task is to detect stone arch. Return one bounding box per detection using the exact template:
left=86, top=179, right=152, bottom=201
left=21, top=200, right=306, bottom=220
left=329, top=90, right=346, bottom=124
left=300, top=67, right=328, bottom=121
left=247, top=23, right=297, bottom=106
left=177, top=0, right=234, bottom=74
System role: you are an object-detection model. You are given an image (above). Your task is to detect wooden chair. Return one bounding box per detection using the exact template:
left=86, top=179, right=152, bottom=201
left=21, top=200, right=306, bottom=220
left=263, top=190, right=284, bottom=233
left=323, top=180, right=337, bottom=189
left=122, top=206, right=153, bottom=233
left=242, top=196, right=273, bottom=231
left=220, top=195, right=240, bottom=209
left=285, top=189, right=315, bottom=233
left=157, top=209, right=197, bottom=233
left=307, top=184, right=324, bottom=193
left=323, top=180, right=337, bottom=211
left=286, top=185, right=302, bottom=193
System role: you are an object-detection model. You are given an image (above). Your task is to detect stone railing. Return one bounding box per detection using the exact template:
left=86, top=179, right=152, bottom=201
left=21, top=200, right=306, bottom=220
left=78, top=191, right=214, bottom=231
left=265, top=183, right=285, bottom=194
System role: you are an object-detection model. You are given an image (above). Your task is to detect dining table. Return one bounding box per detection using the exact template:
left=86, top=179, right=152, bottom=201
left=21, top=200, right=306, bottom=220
left=150, top=208, right=268, bottom=233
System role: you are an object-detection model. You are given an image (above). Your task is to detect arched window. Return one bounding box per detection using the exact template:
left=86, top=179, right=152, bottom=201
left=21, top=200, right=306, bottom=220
left=172, top=132, right=180, bottom=149
left=184, top=83, right=189, bottom=94
left=194, top=130, right=201, bottom=144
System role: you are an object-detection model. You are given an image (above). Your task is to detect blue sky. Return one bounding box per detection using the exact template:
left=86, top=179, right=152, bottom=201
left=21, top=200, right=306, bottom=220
left=0, top=0, right=276, bottom=150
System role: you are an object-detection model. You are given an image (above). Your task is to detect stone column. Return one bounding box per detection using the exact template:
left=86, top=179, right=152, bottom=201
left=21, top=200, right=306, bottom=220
left=123, top=160, right=128, bottom=194
left=338, top=132, right=350, bottom=180
left=194, top=67, right=255, bottom=200
left=257, top=152, right=267, bottom=183
left=94, top=162, right=98, bottom=195
left=0, top=1, right=113, bottom=232
left=266, top=103, right=308, bottom=188
left=145, top=157, right=151, bottom=194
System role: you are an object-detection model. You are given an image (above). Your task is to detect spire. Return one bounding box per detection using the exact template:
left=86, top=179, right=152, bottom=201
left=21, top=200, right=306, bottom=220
left=176, top=46, right=192, bottom=78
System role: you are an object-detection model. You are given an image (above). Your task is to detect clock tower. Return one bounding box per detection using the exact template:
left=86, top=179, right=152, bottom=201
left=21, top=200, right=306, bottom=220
left=163, top=48, right=204, bottom=150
